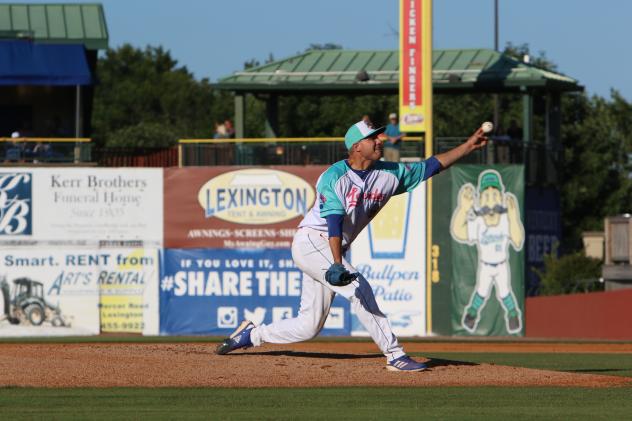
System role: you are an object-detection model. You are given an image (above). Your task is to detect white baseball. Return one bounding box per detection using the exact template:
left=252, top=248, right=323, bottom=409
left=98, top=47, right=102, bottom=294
left=481, top=121, right=494, bottom=134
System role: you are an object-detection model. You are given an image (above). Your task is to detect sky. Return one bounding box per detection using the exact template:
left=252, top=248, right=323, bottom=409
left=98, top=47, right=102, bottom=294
left=26, top=0, right=632, bottom=100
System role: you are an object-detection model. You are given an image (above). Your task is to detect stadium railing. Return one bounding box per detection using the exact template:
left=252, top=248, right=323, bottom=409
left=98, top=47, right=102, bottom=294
left=0, top=136, right=558, bottom=182
left=0, top=137, right=92, bottom=164
left=436, top=137, right=560, bottom=185
left=178, top=136, right=426, bottom=166
left=92, top=147, right=179, bottom=167
left=178, top=136, right=559, bottom=184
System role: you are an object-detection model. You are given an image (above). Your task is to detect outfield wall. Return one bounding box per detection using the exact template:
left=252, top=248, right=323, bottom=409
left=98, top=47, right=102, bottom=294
left=0, top=166, right=428, bottom=337
left=525, top=289, right=632, bottom=340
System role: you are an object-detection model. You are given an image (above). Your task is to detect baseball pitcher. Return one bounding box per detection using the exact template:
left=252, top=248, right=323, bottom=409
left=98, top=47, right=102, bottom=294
left=450, top=169, right=525, bottom=334
left=216, top=120, right=488, bottom=371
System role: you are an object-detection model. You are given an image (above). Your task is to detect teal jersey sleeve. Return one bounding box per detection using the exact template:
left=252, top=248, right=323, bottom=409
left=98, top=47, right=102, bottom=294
left=394, top=161, right=426, bottom=195
left=380, top=157, right=441, bottom=195
left=316, top=163, right=346, bottom=217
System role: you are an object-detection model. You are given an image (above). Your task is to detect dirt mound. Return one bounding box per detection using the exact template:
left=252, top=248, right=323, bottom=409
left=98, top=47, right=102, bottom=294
left=0, top=342, right=629, bottom=388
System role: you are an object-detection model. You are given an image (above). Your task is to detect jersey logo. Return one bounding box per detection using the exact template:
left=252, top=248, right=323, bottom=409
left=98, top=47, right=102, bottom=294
left=364, top=190, right=386, bottom=201
left=346, top=187, right=360, bottom=208
left=346, top=188, right=386, bottom=209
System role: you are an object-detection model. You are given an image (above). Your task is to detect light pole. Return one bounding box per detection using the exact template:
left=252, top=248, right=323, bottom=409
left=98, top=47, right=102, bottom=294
left=494, top=0, right=499, bottom=51
left=490, top=0, right=500, bottom=165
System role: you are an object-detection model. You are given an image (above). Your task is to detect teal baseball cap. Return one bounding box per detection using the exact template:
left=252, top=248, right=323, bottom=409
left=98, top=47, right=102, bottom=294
left=478, top=171, right=502, bottom=191
left=344, top=120, right=385, bottom=149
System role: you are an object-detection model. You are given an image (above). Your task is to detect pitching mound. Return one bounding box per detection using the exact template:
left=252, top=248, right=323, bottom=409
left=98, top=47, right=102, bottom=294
left=0, top=342, right=630, bottom=388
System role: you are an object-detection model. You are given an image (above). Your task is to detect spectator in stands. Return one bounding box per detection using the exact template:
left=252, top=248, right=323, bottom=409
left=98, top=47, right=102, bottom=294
left=383, top=113, right=404, bottom=162
left=213, top=122, right=227, bottom=139
left=5, top=131, right=23, bottom=162
left=33, top=141, right=53, bottom=163
left=224, top=119, right=236, bottom=138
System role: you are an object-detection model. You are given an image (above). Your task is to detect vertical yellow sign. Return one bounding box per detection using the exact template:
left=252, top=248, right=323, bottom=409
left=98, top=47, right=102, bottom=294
left=399, top=0, right=433, bottom=134
left=400, top=0, right=434, bottom=334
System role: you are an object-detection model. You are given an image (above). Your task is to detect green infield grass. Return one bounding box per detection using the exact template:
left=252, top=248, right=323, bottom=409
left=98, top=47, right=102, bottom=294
left=1, top=387, right=631, bottom=420
left=419, top=352, right=632, bottom=378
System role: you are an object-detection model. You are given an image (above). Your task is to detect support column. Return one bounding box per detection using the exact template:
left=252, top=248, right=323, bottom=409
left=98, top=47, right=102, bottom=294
left=522, top=90, right=533, bottom=144
left=521, top=89, right=534, bottom=182
left=74, top=85, right=83, bottom=162
left=75, top=85, right=83, bottom=137
left=264, top=94, right=279, bottom=138
left=545, top=92, right=562, bottom=184
left=489, top=93, right=499, bottom=165
left=234, top=93, right=245, bottom=138
left=545, top=92, right=561, bottom=147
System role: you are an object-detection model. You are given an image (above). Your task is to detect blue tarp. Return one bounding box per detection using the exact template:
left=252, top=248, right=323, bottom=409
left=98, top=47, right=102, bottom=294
left=0, top=40, right=92, bottom=86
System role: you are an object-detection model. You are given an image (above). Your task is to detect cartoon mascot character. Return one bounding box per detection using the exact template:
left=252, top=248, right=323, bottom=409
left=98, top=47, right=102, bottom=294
left=450, top=169, right=525, bottom=334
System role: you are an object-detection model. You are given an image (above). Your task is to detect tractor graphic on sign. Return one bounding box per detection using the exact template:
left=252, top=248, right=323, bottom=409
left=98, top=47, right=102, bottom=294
left=1, top=276, right=70, bottom=327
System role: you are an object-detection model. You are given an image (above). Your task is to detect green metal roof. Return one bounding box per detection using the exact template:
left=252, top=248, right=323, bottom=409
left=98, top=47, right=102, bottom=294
left=216, top=49, right=581, bottom=93
left=0, top=3, right=108, bottom=50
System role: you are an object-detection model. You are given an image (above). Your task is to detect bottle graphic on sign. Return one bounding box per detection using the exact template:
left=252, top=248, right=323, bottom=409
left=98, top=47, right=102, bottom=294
left=367, top=192, right=411, bottom=259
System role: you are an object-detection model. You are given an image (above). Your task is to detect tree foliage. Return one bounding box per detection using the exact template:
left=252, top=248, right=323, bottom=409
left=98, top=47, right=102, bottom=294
left=559, top=91, right=632, bottom=249
left=92, top=44, right=225, bottom=147
left=534, top=250, right=603, bottom=295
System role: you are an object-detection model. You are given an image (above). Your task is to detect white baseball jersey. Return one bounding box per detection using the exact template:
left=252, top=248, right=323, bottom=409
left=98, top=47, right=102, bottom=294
left=298, top=159, right=429, bottom=248
left=467, top=213, right=510, bottom=264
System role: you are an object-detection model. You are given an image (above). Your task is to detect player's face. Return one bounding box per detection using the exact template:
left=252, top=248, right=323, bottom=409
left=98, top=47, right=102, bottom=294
left=357, top=135, right=383, bottom=160
left=480, top=187, right=502, bottom=226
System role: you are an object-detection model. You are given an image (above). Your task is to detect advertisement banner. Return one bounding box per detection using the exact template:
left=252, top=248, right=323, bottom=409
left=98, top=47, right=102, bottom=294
left=349, top=184, right=426, bottom=337
left=164, top=166, right=325, bottom=249
left=0, top=169, right=163, bottom=247
left=448, top=166, right=525, bottom=336
left=99, top=248, right=159, bottom=335
left=399, top=0, right=432, bottom=133
left=0, top=249, right=100, bottom=336
left=160, top=248, right=350, bottom=336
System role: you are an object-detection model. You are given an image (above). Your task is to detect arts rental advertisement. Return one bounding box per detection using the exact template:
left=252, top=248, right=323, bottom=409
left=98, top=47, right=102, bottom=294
left=0, top=167, right=428, bottom=337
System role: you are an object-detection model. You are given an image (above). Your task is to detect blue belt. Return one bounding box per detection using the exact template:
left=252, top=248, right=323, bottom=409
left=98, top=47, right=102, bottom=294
left=482, top=260, right=505, bottom=267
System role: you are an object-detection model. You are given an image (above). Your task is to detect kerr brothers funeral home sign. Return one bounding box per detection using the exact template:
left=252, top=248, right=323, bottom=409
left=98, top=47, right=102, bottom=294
left=0, top=169, right=163, bottom=246
left=164, top=167, right=324, bottom=248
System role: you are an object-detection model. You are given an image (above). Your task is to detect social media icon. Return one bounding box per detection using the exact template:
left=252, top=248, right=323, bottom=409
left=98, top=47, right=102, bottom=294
left=272, top=307, right=293, bottom=322
left=217, top=306, right=238, bottom=328
left=244, top=307, right=266, bottom=325
left=324, top=307, right=345, bottom=329
left=389, top=311, right=416, bottom=328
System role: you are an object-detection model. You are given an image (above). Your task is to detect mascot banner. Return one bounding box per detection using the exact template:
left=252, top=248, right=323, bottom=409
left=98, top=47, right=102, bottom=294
left=448, top=165, right=525, bottom=336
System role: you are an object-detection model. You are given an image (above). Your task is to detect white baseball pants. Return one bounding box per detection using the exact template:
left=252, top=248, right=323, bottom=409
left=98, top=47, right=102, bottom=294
left=476, top=261, right=511, bottom=298
left=249, top=227, right=405, bottom=362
